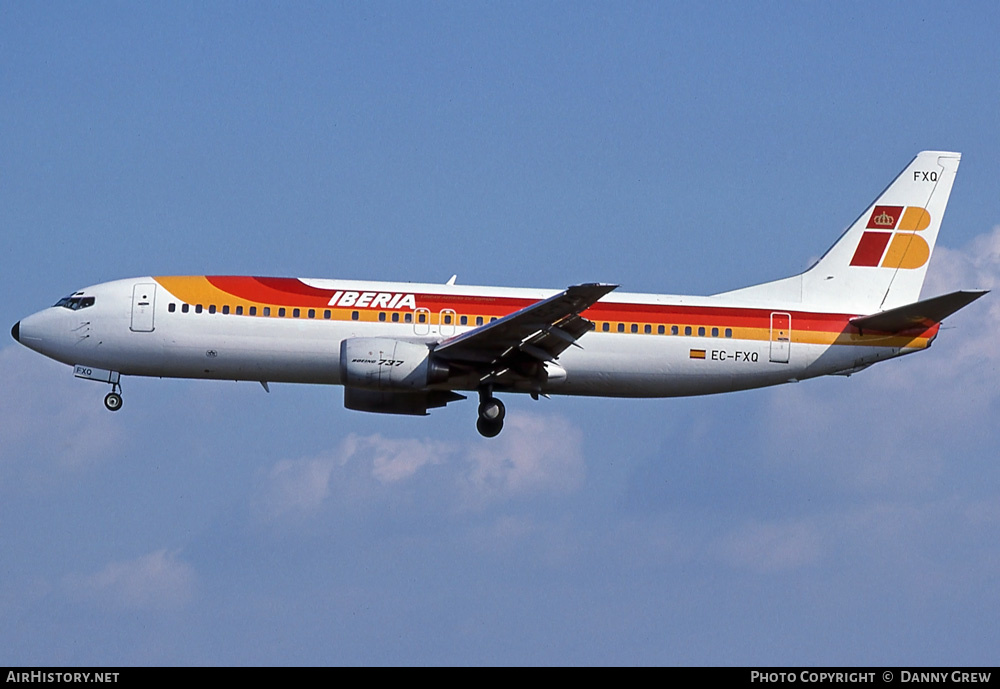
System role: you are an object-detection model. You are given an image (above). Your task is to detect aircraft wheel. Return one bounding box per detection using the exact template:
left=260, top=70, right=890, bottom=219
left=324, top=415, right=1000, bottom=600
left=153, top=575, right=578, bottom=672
left=478, top=397, right=505, bottom=423
left=104, top=392, right=123, bottom=412
left=477, top=417, right=503, bottom=438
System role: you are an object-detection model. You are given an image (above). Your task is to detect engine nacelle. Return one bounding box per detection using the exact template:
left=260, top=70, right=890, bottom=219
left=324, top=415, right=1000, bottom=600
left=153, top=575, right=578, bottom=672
left=340, top=337, right=449, bottom=390
left=343, top=388, right=465, bottom=416
left=543, top=361, right=567, bottom=385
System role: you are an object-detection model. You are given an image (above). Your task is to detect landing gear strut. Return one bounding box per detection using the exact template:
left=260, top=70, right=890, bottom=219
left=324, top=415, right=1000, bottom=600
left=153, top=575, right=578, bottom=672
left=104, top=383, right=123, bottom=412
left=476, top=388, right=505, bottom=438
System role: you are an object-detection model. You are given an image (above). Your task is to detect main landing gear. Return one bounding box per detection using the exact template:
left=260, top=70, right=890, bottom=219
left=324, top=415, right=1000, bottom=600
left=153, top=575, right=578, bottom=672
left=104, top=383, right=123, bottom=412
left=476, top=388, right=505, bottom=438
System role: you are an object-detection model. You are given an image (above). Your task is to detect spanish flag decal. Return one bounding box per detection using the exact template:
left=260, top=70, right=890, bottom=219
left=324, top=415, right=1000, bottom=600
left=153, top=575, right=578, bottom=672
left=689, top=349, right=707, bottom=359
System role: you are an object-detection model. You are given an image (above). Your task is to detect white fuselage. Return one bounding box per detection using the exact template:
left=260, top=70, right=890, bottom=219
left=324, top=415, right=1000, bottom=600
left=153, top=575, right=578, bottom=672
left=14, top=276, right=927, bottom=400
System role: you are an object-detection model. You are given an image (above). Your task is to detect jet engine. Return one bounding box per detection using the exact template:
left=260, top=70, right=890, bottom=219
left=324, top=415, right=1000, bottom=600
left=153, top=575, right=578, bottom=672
left=340, top=337, right=450, bottom=391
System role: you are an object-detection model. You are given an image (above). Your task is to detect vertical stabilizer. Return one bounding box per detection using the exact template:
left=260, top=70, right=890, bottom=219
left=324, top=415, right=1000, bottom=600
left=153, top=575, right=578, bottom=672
left=718, top=151, right=961, bottom=314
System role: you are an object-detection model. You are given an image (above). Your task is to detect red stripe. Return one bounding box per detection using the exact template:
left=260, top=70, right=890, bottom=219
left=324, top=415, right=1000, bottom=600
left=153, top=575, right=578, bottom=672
left=252, top=277, right=337, bottom=298
left=192, top=276, right=938, bottom=338
left=206, top=276, right=334, bottom=306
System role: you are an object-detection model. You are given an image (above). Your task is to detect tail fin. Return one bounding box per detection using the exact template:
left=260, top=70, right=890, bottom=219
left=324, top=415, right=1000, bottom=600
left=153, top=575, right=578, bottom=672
left=718, top=151, right=961, bottom=313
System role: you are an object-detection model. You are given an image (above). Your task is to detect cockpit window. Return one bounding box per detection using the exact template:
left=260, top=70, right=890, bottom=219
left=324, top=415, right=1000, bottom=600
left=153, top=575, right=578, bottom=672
left=54, top=295, right=96, bottom=310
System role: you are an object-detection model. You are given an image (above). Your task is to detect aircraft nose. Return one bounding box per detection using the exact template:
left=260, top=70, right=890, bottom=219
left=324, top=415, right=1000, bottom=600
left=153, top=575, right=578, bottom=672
left=11, top=321, right=19, bottom=343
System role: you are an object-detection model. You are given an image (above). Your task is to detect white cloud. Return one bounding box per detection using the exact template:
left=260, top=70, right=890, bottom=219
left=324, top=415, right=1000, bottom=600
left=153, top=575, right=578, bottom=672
left=0, top=346, right=126, bottom=477
left=256, top=432, right=455, bottom=519
left=256, top=413, right=586, bottom=519
left=63, top=549, right=195, bottom=611
left=460, top=413, right=585, bottom=509
left=262, top=455, right=337, bottom=516
left=353, top=433, right=452, bottom=483
left=924, top=225, right=1000, bottom=296
left=762, top=226, right=1000, bottom=492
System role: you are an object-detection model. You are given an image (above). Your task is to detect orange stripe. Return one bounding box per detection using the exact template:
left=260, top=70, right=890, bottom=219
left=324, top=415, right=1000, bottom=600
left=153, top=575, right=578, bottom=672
left=152, top=276, right=937, bottom=350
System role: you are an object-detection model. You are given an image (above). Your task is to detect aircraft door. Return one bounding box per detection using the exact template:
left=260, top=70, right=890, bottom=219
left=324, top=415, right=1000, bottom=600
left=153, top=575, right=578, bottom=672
left=440, top=309, right=456, bottom=337
left=769, top=312, right=790, bottom=363
left=130, top=283, right=157, bottom=332
left=414, top=308, right=431, bottom=336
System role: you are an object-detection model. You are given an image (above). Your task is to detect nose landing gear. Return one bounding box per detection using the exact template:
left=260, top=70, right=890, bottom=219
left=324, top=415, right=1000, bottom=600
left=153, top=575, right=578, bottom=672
left=476, top=388, right=505, bottom=438
left=104, top=383, right=123, bottom=412
left=72, top=366, right=124, bottom=412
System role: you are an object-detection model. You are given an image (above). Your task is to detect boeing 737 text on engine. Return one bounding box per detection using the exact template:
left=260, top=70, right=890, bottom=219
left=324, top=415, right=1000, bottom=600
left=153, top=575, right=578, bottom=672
left=11, top=151, right=987, bottom=436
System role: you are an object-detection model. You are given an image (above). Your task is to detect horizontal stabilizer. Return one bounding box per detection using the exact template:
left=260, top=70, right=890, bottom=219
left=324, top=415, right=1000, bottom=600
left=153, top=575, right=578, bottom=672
left=850, top=290, right=988, bottom=333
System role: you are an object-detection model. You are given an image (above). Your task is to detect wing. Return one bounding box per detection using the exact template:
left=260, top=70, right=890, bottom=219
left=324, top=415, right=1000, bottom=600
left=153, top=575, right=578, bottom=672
left=433, top=282, right=617, bottom=386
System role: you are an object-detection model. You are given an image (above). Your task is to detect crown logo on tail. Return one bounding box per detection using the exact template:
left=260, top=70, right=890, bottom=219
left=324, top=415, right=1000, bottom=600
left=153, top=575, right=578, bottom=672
left=873, top=211, right=894, bottom=226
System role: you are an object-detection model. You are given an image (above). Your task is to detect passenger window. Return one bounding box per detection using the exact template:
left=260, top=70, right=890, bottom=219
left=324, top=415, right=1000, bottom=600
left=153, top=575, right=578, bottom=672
left=631, top=324, right=638, bottom=333
left=182, top=304, right=190, bottom=313
left=460, top=315, right=468, bottom=326
left=658, top=325, right=665, bottom=334
left=236, top=306, right=244, bottom=315
left=169, top=303, right=176, bottom=313
left=324, top=310, right=331, bottom=319
left=249, top=306, right=257, bottom=316
left=378, top=312, right=386, bottom=322
left=684, top=326, right=692, bottom=336
left=278, top=308, right=286, bottom=317
left=405, top=313, right=413, bottom=323
left=671, top=325, right=678, bottom=335
left=352, top=311, right=359, bottom=321
left=293, top=308, right=300, bottom=318
left=391, top=312, right=399, bottom=322
left=308, top=309, right=315, bottom=319
left=712, top=327, right=719, bottom=337
left=263, top=307, right=270, bottom=316
left=195, top=304, right=203, bottom=314
left=644, top=324, right=652, bottom=334
left=602, top=322, right=610, bottom=332
left=698, top=327, right=705, bottom=336
left=617, top=323, right=625, bottom=333
left=222, top=305, right=230, bottom=315
left=725, top=328, right=733, bottom=338
left=476, top=316, right=484, bottom=326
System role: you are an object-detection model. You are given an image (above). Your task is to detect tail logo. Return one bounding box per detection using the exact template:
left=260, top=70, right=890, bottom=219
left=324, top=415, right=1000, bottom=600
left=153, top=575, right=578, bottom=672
left=850, top=205, right=931, bottom=269
left=872, top=210, right=896, bottom=227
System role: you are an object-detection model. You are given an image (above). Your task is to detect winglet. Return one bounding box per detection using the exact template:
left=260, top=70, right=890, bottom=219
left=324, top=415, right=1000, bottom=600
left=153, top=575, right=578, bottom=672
left=562, top=282, right=619, bottom=307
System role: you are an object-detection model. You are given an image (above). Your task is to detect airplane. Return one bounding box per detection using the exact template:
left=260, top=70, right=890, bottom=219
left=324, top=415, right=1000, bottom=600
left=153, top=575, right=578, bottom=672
left=11, top=151, right=987, bottom=437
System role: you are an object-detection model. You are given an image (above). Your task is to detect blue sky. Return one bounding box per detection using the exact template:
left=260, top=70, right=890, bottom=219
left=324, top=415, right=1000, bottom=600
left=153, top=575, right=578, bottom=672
left=2, top=2, right=999, bottom=665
